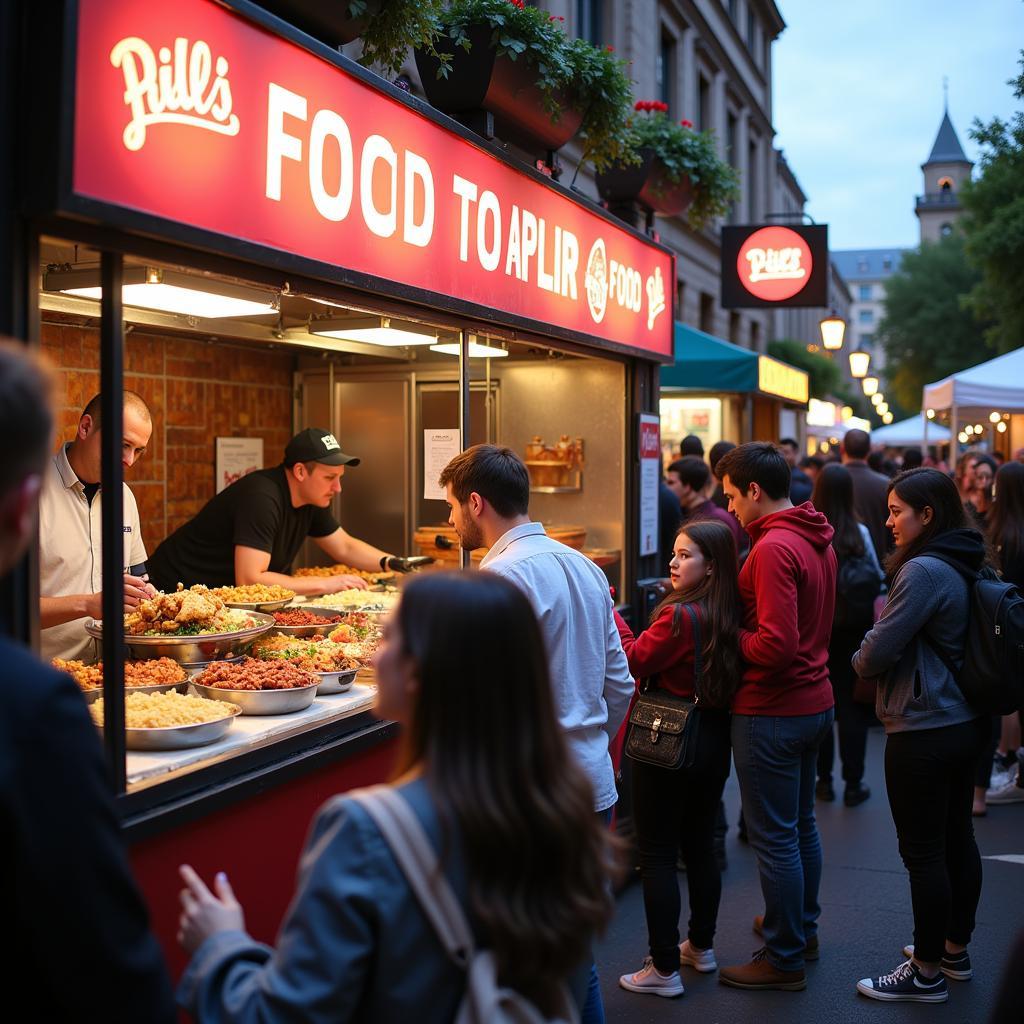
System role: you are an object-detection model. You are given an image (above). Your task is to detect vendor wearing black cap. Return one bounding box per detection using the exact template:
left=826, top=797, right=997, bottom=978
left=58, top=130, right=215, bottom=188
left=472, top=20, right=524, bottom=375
left=148, top=429, right=428, bottom=596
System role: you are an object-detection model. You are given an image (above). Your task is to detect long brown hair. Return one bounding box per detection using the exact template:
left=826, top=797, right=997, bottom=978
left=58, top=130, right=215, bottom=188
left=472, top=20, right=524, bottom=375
left=652, top=518, right=743, bottom=708
left=392, top=571, right=618, bottom=1013
left=988, top=461, right=1024, bottom=577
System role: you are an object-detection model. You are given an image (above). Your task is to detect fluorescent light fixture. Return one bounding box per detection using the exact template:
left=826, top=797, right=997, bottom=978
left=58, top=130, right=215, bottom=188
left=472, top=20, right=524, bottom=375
left=862, top=375, right=879, bottom=396
left=430, top=340, right=509, bottom=359
left=43, top=266, right=278, bottom=318
left=309, top=315, right=437, bottom=347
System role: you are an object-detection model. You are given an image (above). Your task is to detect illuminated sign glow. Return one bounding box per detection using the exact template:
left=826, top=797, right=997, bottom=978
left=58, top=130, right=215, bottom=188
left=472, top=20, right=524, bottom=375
left=721, top=224, right=829, bottom=309
left=758, top=355, right=809, bottom=404
left=70, top=0, right=674, bottom=359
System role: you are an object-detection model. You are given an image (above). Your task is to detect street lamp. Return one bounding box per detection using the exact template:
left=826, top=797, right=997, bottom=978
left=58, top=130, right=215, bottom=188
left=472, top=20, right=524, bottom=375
left=871, top=392, right=884, bottom=407
left=848, top=349, right=870, bottom=378
left=819, top=311, right=846, bottom=351
left=882, top=412, right=893, bottom=424
left=877, top=402, right=889, bottom=416
left=862, top=375, right=879, bottom=396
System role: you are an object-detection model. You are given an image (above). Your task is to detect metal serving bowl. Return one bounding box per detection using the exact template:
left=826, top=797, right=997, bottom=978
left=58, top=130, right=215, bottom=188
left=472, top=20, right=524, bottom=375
left=267, top=606, right=347, bottom=638
left=315, top=668, right=358, bottom=695
left=85, top=612, right=275, bottom=665
left=222, top=597, right=294, bottom=613
left=106, top=707, right=241, bottom=751
left=190, top=680, right=319, bottom=715
left=81, top=678, right=189, bottom=705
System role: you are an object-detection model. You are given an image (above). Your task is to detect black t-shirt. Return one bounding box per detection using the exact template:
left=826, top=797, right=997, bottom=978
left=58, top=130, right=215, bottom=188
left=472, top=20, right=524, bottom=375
left=147, top=466, right=338, bottom=590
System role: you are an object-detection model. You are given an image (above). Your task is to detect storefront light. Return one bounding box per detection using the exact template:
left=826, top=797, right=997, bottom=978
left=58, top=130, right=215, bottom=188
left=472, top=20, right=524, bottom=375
left=310, top=316, right=438, bottom=346
left=974, top=423, right=984, bottom=434
left=44, top=266, right=279, bottom=318
left=819, top=311, right=846, bottom=351
left=848, top=349, right=870, bottom=378
left=882, top=412, right=893, bottom=424
left=862, top=376, right=879, bottom=396
left=430, top=340, right=509, bottom=359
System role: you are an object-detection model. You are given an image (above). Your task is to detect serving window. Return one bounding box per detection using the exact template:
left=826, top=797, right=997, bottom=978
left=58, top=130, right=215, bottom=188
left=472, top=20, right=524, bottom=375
left=36, top=234, right=626, bottom=810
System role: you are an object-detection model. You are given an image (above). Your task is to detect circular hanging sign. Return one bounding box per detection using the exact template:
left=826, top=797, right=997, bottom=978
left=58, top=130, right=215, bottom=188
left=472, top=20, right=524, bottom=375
left=736, top=226, right=813, bottom=302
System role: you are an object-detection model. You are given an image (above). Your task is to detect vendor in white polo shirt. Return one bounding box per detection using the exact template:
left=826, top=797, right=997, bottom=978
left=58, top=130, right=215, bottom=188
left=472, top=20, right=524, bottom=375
left=39, top=391, right=154, bottom=662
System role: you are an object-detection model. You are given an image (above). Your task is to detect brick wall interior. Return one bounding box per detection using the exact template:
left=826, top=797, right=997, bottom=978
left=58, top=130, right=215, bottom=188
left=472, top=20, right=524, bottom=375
left=41, top=321, right=296, bottom=550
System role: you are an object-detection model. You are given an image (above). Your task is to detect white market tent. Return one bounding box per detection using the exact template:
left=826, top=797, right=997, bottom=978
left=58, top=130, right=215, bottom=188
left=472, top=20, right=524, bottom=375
left=923, top=347, right=1024, bottom=416
left=871, top=413, right=950, bottom=447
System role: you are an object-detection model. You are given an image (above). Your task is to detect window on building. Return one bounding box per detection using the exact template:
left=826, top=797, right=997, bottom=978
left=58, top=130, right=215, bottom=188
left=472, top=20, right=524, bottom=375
left=750, top=319, right=761, bottom=352
left=676, top=280, right=686, bottom=322
left=940, top=222, right=954, bottom=237
left=657, top=33, right=676, bottom=114
left=882, top=256, right=893, bottom=271
left=858, top=309, right=874, bottom=325
left=748, top=135, right=758, bottom=221
left=746, top=8, right=756, bottom=50
left=726, top=112, right=738, bottom=221
left=729, top=310, right=741, bottom=345
left=859, top=333, right=874, bottom=349
left=728, top=0, right=738, bottom=21
left=858, top=284, right=872, bottom=301
left=857, top=258, right=869, bottom=272
left=700, top=292, right=716, bottom=335
left=698, top=74, right=711, bottom=133
left=938, top=176, right=953, bottom=195
left=577, top=0, right=604, bottom=45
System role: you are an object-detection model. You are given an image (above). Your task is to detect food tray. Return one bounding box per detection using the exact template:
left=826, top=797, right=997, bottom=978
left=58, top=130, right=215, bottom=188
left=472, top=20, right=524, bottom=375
left=85, top=613, right=275, bottom=665
left=82, top=679, right=189, bottom=705
left=222, top=597, right=293, bottom=613
left=112, top=707, right=241, bottom=751
left=184, top=656, right=245, bottom=679
left=268, top=606, right=346, bottom=638
left=190, top=680, right=319, bottom=715
left=316, top=668, right=358, bottom=694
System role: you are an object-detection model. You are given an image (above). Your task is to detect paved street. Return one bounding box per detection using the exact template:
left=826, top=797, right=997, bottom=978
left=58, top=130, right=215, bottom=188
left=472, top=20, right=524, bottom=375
left=596, top=727, right=1022, bottom=1023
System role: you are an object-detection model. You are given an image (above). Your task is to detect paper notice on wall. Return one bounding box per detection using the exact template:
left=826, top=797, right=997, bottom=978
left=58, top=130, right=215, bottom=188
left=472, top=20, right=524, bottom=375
left=215, top=437, right=264, bottom=494
left=638, top=414, right=661, bottom=558
left=424, top=429, right=461, bottom=500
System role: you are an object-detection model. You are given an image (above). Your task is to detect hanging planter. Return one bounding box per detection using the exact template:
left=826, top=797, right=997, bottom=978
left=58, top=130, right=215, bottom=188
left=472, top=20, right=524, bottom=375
left=415, top=24, right=582, bottom=152
left=254, top=0, right=384, bottom=46
left=595, top=102, right=740, bottom=229
left=596, top=147, right=694, bottom=218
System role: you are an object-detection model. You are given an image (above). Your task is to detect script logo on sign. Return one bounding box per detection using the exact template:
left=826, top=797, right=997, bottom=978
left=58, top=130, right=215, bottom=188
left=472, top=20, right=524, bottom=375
left=110, top=36, right=240, bottom=151
left=585, top=239, right=609, bottom=324
left=737, top=226, right=812, bottom=302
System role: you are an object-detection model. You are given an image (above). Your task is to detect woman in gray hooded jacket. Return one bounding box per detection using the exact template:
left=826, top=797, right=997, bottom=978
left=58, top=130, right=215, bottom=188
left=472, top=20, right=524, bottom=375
left=851, top=468, right=988, bottom=1006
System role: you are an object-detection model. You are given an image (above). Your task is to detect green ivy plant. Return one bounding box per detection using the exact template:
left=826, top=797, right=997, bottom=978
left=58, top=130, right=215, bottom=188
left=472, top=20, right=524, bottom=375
left=625, top=102, right=740, bottom=229
left=347, top=0, right=447, bottom=80
left=428, top=0, right=635, bottom=170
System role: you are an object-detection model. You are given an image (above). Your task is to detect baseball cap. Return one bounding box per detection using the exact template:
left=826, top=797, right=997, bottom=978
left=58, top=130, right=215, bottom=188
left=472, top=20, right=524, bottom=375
left=284, top=428, right=361, bottom=467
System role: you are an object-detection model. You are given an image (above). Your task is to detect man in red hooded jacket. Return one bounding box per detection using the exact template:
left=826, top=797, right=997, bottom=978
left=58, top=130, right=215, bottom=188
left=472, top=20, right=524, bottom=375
left=714, top=442, right=836, bottom=993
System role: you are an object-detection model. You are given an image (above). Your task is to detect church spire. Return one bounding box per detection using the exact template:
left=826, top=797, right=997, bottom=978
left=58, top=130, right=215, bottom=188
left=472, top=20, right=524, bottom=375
left=925, top=107, right=969, bottom=166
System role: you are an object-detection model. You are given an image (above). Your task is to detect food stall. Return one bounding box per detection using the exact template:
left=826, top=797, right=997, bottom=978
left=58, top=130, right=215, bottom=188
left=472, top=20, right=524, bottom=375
left=659, top=322, right=809, bottom=461
left=2, top=0, right=674, bottom=978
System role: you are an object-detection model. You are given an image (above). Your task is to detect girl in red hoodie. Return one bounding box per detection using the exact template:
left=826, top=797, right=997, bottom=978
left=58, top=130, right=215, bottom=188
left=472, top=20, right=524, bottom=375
left=615, top=518, right=743, bottom=998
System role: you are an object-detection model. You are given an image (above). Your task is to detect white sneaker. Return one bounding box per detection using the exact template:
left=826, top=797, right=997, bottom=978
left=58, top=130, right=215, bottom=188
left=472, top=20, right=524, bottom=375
left=986, top=775, right=1024, bottom=805
left=987, top=761, right=1018, bottom=796
left=619, top=957, right=685, bottom=997
left=679, top=939, right=718, bottom=973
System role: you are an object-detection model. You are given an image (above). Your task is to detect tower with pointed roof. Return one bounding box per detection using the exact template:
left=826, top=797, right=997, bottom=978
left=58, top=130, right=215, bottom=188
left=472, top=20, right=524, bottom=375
left=915, top=102, right=973, bottom=244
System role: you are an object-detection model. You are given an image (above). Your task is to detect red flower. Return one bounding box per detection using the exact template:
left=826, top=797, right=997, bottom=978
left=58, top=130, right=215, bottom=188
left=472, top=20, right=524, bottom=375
left=680, top=119, right=694, bottom=128
left=606, top=45, right=614, bottom=52
left=549, top=13, right=565, bottom=20
left=655, top=101, right=669, bottom=112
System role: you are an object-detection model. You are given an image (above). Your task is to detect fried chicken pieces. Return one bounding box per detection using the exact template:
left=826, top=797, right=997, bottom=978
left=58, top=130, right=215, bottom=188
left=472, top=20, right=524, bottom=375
left=126, top=584, right=237, bottom=635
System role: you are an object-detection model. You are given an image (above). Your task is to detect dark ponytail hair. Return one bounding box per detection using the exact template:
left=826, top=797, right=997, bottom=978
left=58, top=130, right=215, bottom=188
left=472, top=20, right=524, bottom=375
left=651, top=518, right=743, bottom=709
left=811, top=463, right=866, bottom=561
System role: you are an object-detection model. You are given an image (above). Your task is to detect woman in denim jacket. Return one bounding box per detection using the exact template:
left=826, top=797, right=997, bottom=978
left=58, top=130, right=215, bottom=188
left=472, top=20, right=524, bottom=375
left=175, top=571, right=617, bottom=1022
left=852, top=469, right=988, bottom=1005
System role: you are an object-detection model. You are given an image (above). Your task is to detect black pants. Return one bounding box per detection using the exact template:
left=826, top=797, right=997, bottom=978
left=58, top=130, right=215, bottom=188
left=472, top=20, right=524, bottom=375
left=884, top=716, right=989, bottom=964
left=817, top=626, right=875, bottom=786
left=630, top=710, right=731, bottom=973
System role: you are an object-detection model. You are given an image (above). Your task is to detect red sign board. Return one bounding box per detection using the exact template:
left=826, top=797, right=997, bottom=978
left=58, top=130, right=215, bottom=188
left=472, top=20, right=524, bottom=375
left=69, top=0, right=674, bottom=359
left=720, top=224, right=828, bottom=309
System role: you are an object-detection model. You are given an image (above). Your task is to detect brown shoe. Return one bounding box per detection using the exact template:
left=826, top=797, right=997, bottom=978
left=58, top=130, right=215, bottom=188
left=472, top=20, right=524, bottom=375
left=753, top=914, right=819, bottom=961
left=719, top=949, right=807, bottom=991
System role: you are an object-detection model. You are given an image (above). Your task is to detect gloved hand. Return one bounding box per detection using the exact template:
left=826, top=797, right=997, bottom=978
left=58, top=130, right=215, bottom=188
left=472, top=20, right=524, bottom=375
left=386, top=555, right=434, bottom=573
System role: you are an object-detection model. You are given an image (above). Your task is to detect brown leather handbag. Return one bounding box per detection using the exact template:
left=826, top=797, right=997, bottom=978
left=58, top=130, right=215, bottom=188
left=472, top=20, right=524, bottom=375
left=625, top=603, right=703, bottom=770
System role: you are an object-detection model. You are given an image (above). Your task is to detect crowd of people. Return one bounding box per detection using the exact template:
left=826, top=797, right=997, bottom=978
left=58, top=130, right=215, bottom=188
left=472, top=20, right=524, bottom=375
left=2, top=335, right=1023, bottom=1021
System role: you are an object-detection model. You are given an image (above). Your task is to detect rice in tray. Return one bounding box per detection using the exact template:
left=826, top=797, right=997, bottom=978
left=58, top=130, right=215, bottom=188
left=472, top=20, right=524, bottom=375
left=89, top=690, right=237, bottom=728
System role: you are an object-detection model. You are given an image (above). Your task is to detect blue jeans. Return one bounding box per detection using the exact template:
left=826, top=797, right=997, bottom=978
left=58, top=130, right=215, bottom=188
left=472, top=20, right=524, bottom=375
left=580, top=806, right=615, bottom=1024
left=732, top=709, right=834, bottom=971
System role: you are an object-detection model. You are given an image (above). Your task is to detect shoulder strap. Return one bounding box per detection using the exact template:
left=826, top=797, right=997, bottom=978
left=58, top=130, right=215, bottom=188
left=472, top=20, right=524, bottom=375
left=680, top=603, right=703, bottom=702
left=349, top=787, right=474, bottom=970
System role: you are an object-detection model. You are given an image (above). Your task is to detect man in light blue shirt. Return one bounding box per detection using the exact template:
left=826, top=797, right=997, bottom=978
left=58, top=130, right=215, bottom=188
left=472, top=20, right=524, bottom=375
left=439, top=444, right=632, bottom=1024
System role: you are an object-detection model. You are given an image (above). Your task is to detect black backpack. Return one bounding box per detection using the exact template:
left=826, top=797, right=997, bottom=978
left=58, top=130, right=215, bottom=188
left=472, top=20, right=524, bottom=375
left=923, top=559, right=1024, bottom=715
left=835, top=548, right=884, bottom=629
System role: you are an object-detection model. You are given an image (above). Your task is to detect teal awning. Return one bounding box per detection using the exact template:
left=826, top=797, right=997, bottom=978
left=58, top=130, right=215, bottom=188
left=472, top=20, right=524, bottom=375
left=660, top=323, right=758, bottom=392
